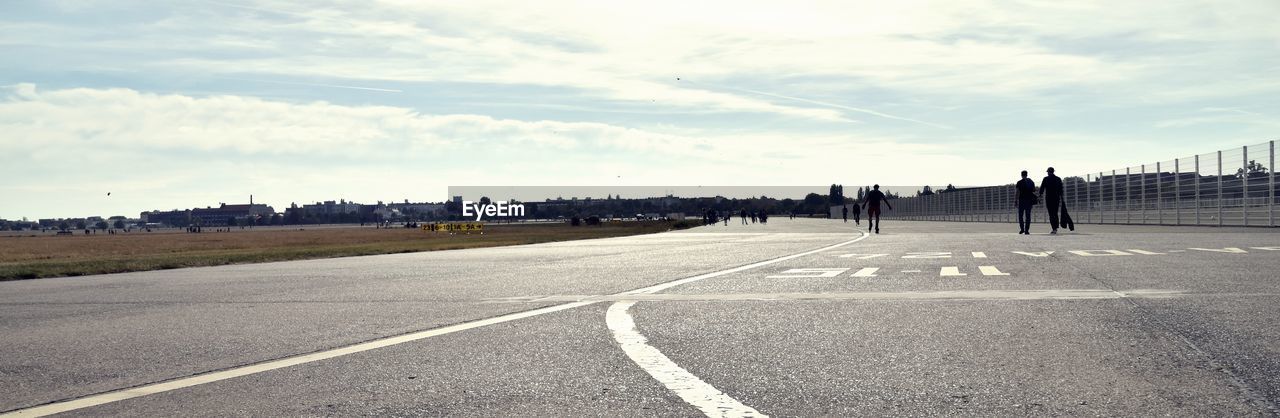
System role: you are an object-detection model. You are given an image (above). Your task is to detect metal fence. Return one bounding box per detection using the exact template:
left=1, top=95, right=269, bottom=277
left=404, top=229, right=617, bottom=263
left=881, top=140, right=1278, bottom=227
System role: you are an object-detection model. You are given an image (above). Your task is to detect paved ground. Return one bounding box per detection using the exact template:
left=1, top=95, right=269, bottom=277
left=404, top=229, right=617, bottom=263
left=2, top=218, right=1279, bottom=416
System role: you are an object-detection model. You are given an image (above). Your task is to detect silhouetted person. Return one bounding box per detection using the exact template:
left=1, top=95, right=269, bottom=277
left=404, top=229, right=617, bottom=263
left=851, top=202, right=861, bottom=225
left=842, top=205, right=848, bottom=223
left=759, top=211, right=768, bottom=224
left=751, top=212, right=758, bottom=223
left=1039, top=167, right=1064, bottom=234
left=863, top=184, right=892, bottom=234
left=741, top=209, right=749, bottom=225
left=1015, top=170, right=1036, bottom=235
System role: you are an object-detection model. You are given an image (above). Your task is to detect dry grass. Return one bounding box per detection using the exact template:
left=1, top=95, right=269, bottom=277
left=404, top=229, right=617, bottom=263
left=0, top=221, right=674, bottom=281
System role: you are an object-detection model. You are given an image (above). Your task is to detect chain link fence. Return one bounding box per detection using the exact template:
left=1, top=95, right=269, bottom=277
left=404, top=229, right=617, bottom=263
left=880, top=140, right=1277, bottom=227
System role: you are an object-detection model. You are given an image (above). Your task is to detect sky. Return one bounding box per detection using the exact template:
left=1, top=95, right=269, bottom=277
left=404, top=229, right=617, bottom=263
left=2, top=0, right=1279, bottom=219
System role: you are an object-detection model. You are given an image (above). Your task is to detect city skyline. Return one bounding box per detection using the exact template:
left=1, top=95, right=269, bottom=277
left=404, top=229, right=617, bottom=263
left=4, top=1, right=1279, bottom=219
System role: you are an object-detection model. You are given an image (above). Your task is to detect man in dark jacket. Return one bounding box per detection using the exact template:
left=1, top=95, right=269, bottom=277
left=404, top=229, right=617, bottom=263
left=1039, top=167, right=1064, bottom=234
left=1015, top=170, right=1037, bottom=235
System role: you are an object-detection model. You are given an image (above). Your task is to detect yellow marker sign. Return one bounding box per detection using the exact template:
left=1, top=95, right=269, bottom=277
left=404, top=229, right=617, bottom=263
left=422, top=222, right=485, bottom=232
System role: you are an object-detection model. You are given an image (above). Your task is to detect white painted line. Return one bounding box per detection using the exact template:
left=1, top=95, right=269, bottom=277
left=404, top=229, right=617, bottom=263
left=835, top=253, right=887, bottom=259
left=766, top=268, right=848, bottom=278
left=608, top=231, right=867, bottom=417
left=978, top=266, right=1009, bottom=276
left=1251, top=247, right=1280, bottom=251
left=1012, top=251, right=1054, bottom=257
left=607, top=302, right=767, bottom=417
left=0, top=301, right=594, bottom=418
left=1127, top=249, right=1165, bottom=255
left=1068, top=250, right=1133, bottom=257
left=852, top=267, right=880, bottom=277
left=903, top=252, right=951, bottom=259
left=1188, top=247, right=1248, bottom=254
left=971, top=252, right=987, bottom=258
left=900, top=270, right=921, bottom=273
left=1169, top=250, right=1186, bottom=253
left=7, top=231, right=868, bottom=417
left=940, top=267, right=967, bottom=277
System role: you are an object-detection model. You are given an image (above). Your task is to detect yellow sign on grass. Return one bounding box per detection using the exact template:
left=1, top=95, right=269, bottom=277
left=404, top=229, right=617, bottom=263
left=422, top=222, right=484, bottom=232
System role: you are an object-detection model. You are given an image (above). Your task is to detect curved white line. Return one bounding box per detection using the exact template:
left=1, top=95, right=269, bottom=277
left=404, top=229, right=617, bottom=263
left=609, top=230, right=869, bottom=417
left=607, top=302, right=766, bottom=417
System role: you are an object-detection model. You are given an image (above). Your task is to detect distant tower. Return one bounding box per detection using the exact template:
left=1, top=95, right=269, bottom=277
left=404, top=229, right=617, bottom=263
left=250, top=195, right=254, bottom=205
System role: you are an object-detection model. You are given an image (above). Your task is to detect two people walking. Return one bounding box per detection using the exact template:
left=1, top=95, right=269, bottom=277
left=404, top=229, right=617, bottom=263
left=1015, top=167, right=1075, bottom=235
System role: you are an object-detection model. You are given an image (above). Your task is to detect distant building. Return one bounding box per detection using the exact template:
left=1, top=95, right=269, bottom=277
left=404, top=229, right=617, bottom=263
left=302, top=199, right=361, bottom=215
left=143, top=202, right=275, bottom=227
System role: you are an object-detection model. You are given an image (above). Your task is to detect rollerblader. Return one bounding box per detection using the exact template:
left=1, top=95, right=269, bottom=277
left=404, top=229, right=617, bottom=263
left=863, top=184, right=892, bottom=234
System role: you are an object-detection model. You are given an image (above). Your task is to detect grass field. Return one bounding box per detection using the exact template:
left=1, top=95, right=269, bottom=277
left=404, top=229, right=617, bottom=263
left=0, top=221, right=676, bottom=281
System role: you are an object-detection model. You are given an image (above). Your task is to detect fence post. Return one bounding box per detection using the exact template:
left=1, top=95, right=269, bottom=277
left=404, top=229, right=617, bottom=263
left=1125, top=167, right=1131, bottom=224
left=1175, top=158, right=1180, bottom=225
left=1141, top=164, right=1146, bottom=224
left=1110, top=170, right=1116, bottom=224
left=1218, top=150, right=1223, bottom=227
left=1156, top=162, right=1162, bottom=225
left=1187, top=155, right=1198, bottom=226
left=1271, top=140, right=1276, bottom=227
left=1243, top=146, right=1249, bottom=226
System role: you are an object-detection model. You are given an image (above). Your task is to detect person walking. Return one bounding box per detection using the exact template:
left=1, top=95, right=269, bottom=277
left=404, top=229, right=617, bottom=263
left=1039, top=167, right=1064, bottom=234
left=851, top=201, right=861, bottom=225
left=863, top=184, right=892, bottom=234
left=1015, top=170, right=1037, bottom=235
left=842, top=205, right=849, bottom=223
left=741, top=209, right=749, bottom=225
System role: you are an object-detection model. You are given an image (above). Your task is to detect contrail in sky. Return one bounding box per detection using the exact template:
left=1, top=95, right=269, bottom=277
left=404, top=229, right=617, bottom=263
left=216, top=76, right=403, bottom=93
left=682, top=79, right=951, bottom=129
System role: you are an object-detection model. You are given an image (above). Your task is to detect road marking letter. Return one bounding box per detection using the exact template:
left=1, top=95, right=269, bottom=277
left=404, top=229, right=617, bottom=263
left=979, top=266, right=1009, bottom=276
left=852, top=268, right=880, bottom=277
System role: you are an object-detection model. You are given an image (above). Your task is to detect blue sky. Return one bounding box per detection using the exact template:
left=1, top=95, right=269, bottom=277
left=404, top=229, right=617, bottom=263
left=2, top=0, right=1278, bottom=219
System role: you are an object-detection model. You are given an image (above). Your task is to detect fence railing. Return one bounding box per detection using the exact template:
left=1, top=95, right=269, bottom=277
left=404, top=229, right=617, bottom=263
left=878, top=140, right=1277, bottom=227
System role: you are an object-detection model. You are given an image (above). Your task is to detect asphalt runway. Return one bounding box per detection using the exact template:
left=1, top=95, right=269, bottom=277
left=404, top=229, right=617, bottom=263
left=2, top=218, right=1279, bottom=416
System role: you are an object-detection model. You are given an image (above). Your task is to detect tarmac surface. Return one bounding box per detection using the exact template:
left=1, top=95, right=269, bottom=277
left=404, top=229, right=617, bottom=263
left=2, top=218, right=1279, bottom=416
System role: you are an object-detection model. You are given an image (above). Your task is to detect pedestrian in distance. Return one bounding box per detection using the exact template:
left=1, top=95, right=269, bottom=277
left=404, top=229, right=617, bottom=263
left=851, top=202, right=861, bottom=225
left=842, top=205, right=848, bottom=223
left=863, top=184, right=892, bottom=234
left=1015, top=170, right=1037, bottom=235
left=1039, top=167, right=1064, bottom=234
left=741, top=209, right=749, bottom=225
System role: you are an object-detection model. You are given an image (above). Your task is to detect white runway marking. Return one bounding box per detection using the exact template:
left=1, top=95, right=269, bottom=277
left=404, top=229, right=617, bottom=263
left=972, top=252, right=987, bottom=258
left=0, top=301, right=593, bottom=418
left=609, top=231, right=869, bottom=417
left=7, top=232, right=868, bottom=417
left=940, top=266, right=967, bottom=277
left=979, top=266, right=1010, bottom=276
left=852, top=267, right=880, bottom=277
left=607, top=302, right=766, bottom=417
